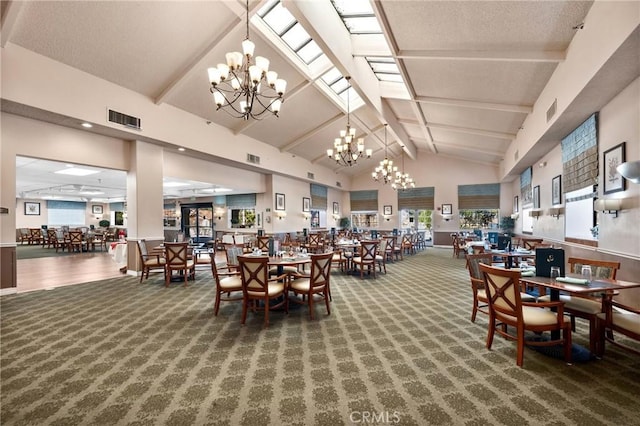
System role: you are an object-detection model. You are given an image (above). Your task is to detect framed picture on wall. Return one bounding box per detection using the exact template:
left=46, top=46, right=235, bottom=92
left=275, top=193, right=285, bottom=210
left=24, top=202, right=40, bottom=216
left=383, top=205, right=392, bottom=215
left=302, top=197, right=310, bottom=212
left=533, top=185, right=540, bottom=209
left=552, top=175, right=562, bottom=205
left=603, top=142, right=626, bottom=194
left=333, top=202, right=339, bottom=215
left=441, top=204, right=452, bottom=215
left=513, top=196, right=519, bottom=213
left=92, top=205, right=103, bottom=214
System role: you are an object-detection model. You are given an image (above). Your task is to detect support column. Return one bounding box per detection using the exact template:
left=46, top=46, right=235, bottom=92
left=0, top=141, right=17, bottom=293
left=126, top=141, right=165, bottom=276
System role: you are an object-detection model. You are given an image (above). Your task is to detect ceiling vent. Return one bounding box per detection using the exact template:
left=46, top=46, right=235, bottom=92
left=546, top=99, right=557, bottom=123
left=307, top=172, right=315, bottom=180
left=108, top=108, right=141, bottom=130
left=246, top=153, right=260, bottom=164
left=336, top=181, right=342, bottom=188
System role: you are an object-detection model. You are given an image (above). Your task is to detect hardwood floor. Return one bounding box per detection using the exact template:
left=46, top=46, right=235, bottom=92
left=16, top=251, right=224, bottom=293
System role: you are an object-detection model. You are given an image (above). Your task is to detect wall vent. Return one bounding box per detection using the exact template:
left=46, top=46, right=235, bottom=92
left=546, top=99, right=557, bottom=123
left=307, top=172, right=315, bottom=180
left=107, top=108, right=141, bottom=130
left=514, top=150, right=519, bottom=161
left=246, top=153, right=260, bottom=164
left=336, top=181, right=342, bottom=188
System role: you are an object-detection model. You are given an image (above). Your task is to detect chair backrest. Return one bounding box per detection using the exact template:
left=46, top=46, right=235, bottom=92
left=165, top=242, right=188, bottom=266
left=309, top=252, right=333, bottom=291
left=480, top=263, right=524, bottom=323
left=224, top=243, right=244, bottom=268
left=69, top=231, right=83, bottom=244
left=568, top=257, right=620, bottom=280
left=222, top=234, right=235, bottom=244
left=467, top=253, right=495, bottom=279
left=137, top=239, right=148, bottom=258
left=256, top=236, right=270, bottom=251
left=29, top=228, right=42, bottom=238
left=522, top=238, right=544, bottom=250
left=238, top=255, right=270, bottom=296
left=378, top=238, right=388, bottom=254
left=470, top=245, right=485, bottom=255
left=309, top=234, right=321, bottom=245
left=47, top=229, right=57, bottom=240
left=359, top=241, right=378, bottom=261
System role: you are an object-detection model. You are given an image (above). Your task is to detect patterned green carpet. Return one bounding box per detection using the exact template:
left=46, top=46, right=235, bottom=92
left=1, top=248, right=639, bottom=425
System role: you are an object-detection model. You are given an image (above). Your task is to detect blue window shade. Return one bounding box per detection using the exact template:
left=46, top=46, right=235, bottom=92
left=46, top=200, right=87, bottom=210
left=520, top=167, right=532, bottom=206
left=310, top=183, right=328, bottom=209
left=164, top=202, right=177, bottom=209
left=110, top=202, right=125, bottom=211
left=458, top=183, right=500, bottom=209
left=561, top=113, right=598, bottom=193
left=226, top=194, right=256, bottom=208
left=350, top=190, right=378, bottom=211
left=213, top=195, right=226, bottom=205
left=397, top=187, right=434, bottom=210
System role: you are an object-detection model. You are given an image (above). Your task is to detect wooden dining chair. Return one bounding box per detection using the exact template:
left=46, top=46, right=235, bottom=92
left=288, top=252, right=333, bottom=320
left=352, top=240, right=378, bottom=279
left=211, top=259, right=243, bottom=316
left=597, top=297, right=640, bottom=357
left=137, top=239, right=165, bottom=283
left=480, top=263, right=572, bottom=367
left=238, top=255, right=288, bottom=328
left=67, top=230, right=85, bottom=253
left=375, top=238, right=388, bottom=274
left=223, top=243, right=245, bottom=271
left=164, top=242, right=195, bottom=287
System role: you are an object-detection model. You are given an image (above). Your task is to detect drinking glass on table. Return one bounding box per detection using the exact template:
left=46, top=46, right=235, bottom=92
left=550, top=266, right=560, bottom=283
left=581, top=265, right=592, bottom=282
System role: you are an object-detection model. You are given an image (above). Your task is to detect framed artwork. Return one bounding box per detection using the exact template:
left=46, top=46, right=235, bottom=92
left=92, top=205, right=103, bottom=214
left=441, top=204, right=452, bottom=215
left=533, top=185, right=540, bottom=209
left=513, top=196, right=519, bottom=213
left=333, top=202, right=339, bottom=215
left=24, top=202, right=40, bottom=216
left=603, top=142, right=626, bottom=194
left=302, top=197, right=310, bottom=212
left=552, top=175, right=562, bottom=205
left=275, top=193, right=285, bottom=210
left=383, top=205, right=392, bottom=215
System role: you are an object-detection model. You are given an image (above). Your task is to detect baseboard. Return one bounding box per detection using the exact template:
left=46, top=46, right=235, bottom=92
left=0, top=287, right=18, bottom=296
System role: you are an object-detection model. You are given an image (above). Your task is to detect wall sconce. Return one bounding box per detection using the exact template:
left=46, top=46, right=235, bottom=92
left=302, top=212, right=311, bottom=220
left=276, top=211, right=287, bottom=220
left=441, top=214, right=453, bottom=222
left=548, top=207, right=563, bottom=219
left=617, top=160, right=640, bottom=184
left=332, top=213, right=340, bottom=221
left=510, top=213, right=519, bottom=220
left=214, top=207, right=225, bottom=220
left=594, top=198, right=622, bottom=217
left=529, top=210, right=542, bottom=220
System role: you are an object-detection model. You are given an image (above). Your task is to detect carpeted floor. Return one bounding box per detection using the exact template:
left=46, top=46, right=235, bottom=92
left=15, top=244, right=99, bottom=260
left=1, top=248, right=639, bottom=425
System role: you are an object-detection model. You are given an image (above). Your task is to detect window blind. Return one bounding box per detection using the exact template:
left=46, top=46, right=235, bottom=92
left=397, top=186, right=434, bottom=210
left=520, top=167, right=532, bottom=206
left=350, top=190, right=378, bottom=211
left=226, top=194, right=256, bottom=208
left=458, top=183, right=500, bottom=209
left=562, top=113, right=598, bottom=193
left=310, top=183, right=328, bottom=209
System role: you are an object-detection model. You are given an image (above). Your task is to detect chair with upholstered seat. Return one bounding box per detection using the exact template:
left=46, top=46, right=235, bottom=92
left=211, top=259, right=243, bottom=316
left=480, top=263, right=572, bottom=367
left=164, top=242, right=195, bottom=287
left=223, top=243, right=245, bottom=271
left=238, top=255, right=289, bottom=327
left=288, top=252, right=333, bottom=320
left=352, top=240, right=378, bottom=279
left=537, top=257, right=620, bottom=354
left=331, top=248, right=348, bottom=272
left=375, top=238, right=388, bottom=274
left=137, top=239, right=165, bottom=283
left=28, top=228, right=44, bottom=246
left=307, top=234, right=323, bottom=253
left=597, top=297, right=640, bottom=356
left=67, top=230, right=85, bottom=252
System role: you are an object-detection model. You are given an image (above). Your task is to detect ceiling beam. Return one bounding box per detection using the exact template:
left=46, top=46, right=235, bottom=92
left=1, top=0, right=24, bottom=48
left=398, top=119, right=516, bottom=140
left=415, top=96, right=532, bottom=114
left=280, top=113, right=343, bottom=152
left=431, top=140, right=505, bottom=158
left=396, top=49, right=566, bottom=63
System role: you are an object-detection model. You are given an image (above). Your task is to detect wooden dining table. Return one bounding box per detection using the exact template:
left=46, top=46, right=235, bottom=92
left=520, top=274, right=640, bottom=356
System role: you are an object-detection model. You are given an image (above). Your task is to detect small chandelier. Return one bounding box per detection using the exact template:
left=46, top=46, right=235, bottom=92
left=372, top=124, right=396, bottom=184
left=327, top=76, right=372, bottom=166
left=392, top=150, right=416, bottom=191
left=207, top=0, right=286, bottom=120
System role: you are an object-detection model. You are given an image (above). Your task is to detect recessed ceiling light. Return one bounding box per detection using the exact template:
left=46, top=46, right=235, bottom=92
left=163, top=182, right=189, bottom=187
left=79, top=190, right=104, bottom=195
left=81, top=122, right=93, bottom=128
left=178, top=147, right=186, bottom=152
left=55, top=167, right=100, bottom=176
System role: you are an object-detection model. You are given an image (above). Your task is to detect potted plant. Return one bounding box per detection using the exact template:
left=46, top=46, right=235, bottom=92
left=339, top=216, right=350, bottom=230
left=99, top=219, right=110, bottom=228
left=500, top=216, right=515, bottom=236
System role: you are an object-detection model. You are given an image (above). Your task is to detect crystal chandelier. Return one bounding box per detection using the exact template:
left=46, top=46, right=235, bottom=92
left=372, top=124, right=396, bottom=184
left=392, top=150, right=415, bottom=191
left=327, top=77, right=372, bottom=166
left=207, top=0, right=286, bottom=120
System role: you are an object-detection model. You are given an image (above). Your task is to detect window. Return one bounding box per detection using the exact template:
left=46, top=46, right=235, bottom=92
left=459, top=209, right=500, bottom=230
left=231, top=209, right=255, bottom=229
left=351, top=212, right=379, bottom=229
left=400, top=209, right=432, bottom=231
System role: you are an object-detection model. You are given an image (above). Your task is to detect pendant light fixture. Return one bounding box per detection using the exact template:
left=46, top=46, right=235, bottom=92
left=372, top=124, right=396, bottom=184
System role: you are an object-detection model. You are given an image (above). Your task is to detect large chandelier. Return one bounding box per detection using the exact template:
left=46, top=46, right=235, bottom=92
left=392, top=150, right=416, bottom=191
left=207, top=0, right=286, bottom=120
left=327, top=76, right=372, bottom=166
left=372, top=124, right=396, bottom=184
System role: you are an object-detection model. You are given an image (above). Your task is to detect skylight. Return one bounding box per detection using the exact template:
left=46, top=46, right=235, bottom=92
left=54, top=168, right=100, bottom=176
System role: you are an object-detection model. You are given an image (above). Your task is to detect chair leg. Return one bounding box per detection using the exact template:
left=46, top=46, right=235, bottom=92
left=471, top=299, right=478, bottom=323
left=564, top=325, right=572, bottom=363
left=486, top=317, right=495, bottom=350
left=264, top=298, right=270, bottom=328
left=214, top=292, right=221, bottom=316
left=325, top=288, right=331, bottom=316
left=308, top=292, right=314, bottom=320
